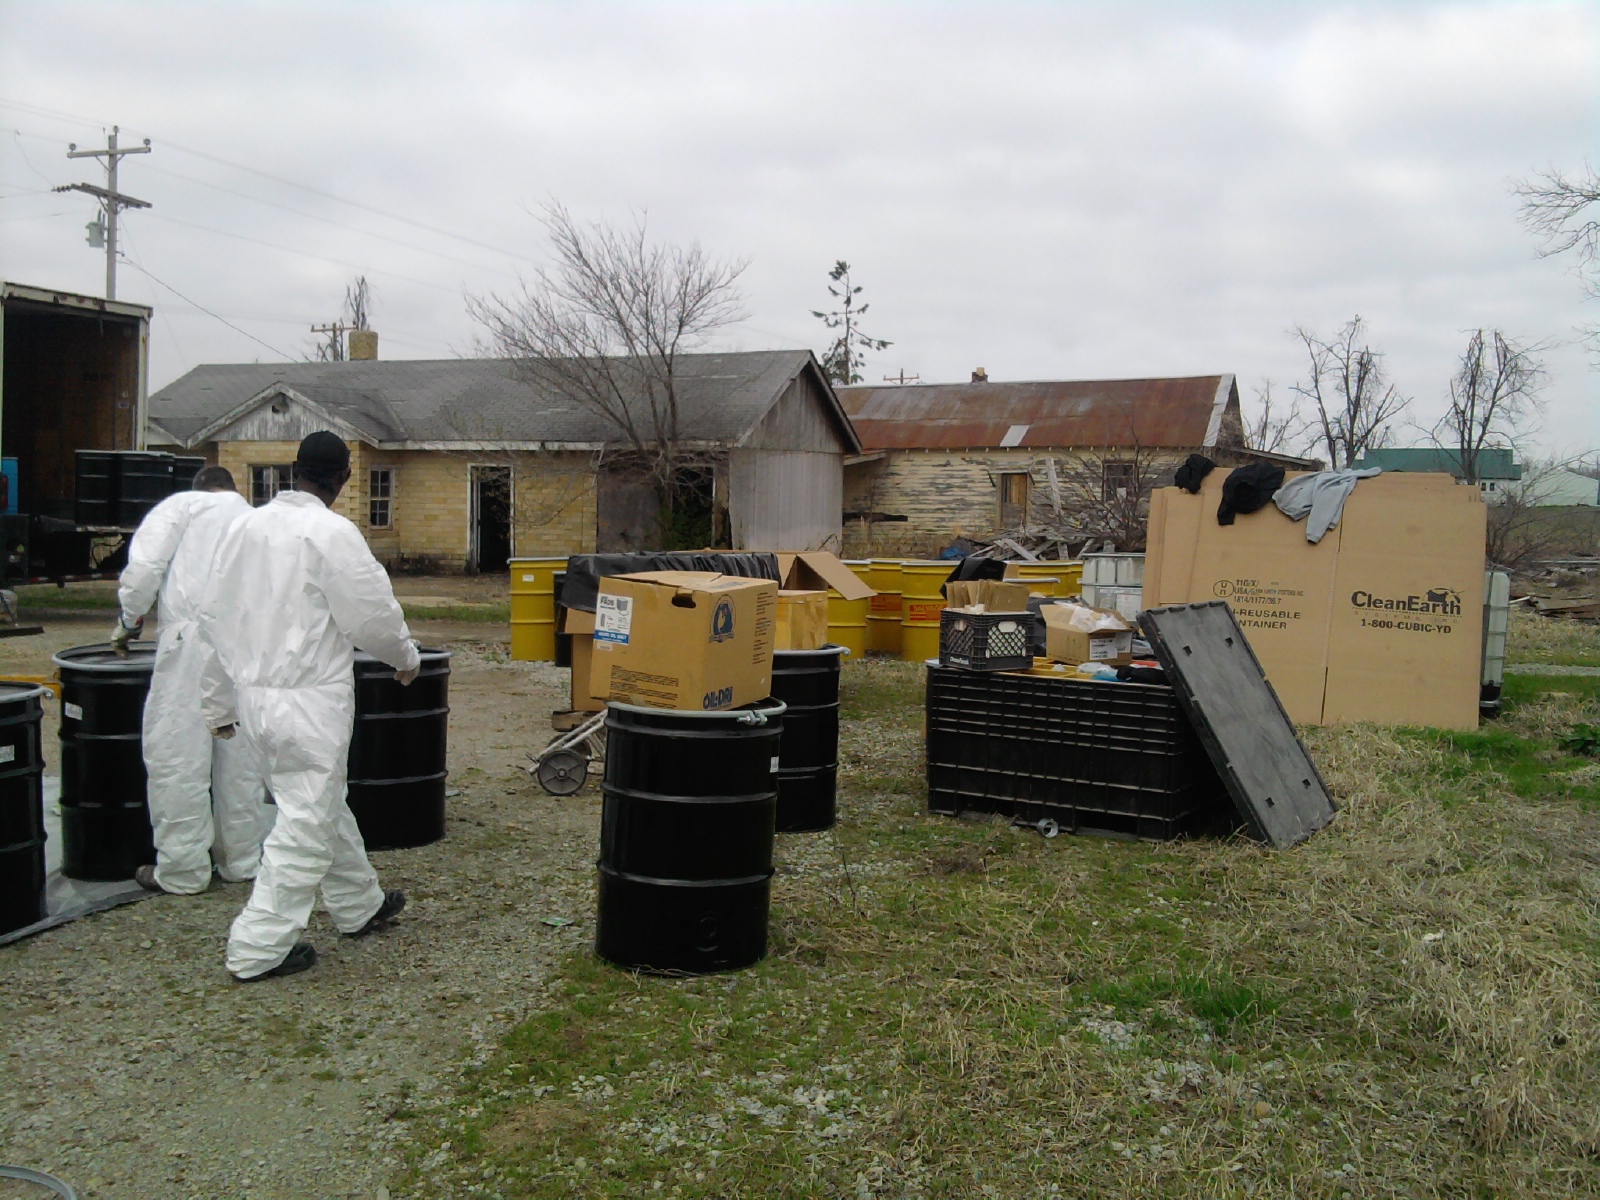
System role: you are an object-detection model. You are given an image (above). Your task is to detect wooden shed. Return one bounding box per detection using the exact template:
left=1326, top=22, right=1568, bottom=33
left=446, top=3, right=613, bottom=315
left=146, top=350, right=858, bottom=570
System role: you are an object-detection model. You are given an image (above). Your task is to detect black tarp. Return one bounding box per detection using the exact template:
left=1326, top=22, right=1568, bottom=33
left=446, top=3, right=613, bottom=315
left=559, top=552, right=782, bottom=612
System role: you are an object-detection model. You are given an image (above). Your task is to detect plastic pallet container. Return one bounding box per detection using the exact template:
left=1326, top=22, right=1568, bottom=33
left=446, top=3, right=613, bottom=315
left=924, top=664, right=1233, bottom=841
left=938, top=610, right=1033, bottom=671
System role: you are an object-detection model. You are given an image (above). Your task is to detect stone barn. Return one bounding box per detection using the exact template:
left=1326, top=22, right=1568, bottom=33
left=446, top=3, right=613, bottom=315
left=835, top=372, right=1311, bottom=555
left=146, top=350, right=858, bottom=570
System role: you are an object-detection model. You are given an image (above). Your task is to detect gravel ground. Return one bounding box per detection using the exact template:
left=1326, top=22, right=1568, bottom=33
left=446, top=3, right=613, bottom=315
left=0, top=614, right=599, bottom=1200
left=1503, top=662, right=1600, bottom=675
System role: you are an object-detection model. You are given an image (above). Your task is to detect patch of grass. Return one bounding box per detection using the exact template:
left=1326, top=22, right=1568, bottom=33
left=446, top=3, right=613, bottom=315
left=12, top=583, right=121, bottom=610
left=397, top=660, right=1600, bottom=1199
left=1506, top=607, right=1600, bottom=667
left=403, top=601, right=510, bottom=623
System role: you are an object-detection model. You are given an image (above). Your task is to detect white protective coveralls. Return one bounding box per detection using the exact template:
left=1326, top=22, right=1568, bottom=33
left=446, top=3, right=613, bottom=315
left=119, top=488, right=273, bottom=894
left=198, top=489, right=420, bottom=979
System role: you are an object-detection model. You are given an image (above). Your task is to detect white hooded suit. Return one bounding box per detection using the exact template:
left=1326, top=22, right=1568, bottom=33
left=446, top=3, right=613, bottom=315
left=119, top=488, right=272, bottom=895
left=198, top=489, right=420, bottom=979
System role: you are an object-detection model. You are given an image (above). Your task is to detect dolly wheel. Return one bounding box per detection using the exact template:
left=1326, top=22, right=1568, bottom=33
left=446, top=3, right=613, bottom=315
left=537, top=749, right=589, bottom=796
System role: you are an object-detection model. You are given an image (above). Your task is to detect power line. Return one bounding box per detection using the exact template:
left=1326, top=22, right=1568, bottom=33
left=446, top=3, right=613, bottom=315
left=57, top=125, right=151, bottom=299
left=119, top=256, right=294, bottom=360
left=0, top=97, right=539, bottom=264
left=139, top=162, right=521, bottom=279
left=144, top=212, right=467, bottom=296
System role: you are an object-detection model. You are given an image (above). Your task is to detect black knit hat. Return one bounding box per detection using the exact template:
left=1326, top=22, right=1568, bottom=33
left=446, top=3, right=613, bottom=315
left=295, top=431, right=349, bottom=475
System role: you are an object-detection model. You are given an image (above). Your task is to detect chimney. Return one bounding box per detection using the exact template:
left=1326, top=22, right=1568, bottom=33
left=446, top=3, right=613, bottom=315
left=971, top=367, right=988, bottom=383
left=348, top=330, right=379, bottom=360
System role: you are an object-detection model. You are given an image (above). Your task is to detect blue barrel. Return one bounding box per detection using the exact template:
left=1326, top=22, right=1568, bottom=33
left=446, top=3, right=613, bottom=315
left=52, top=645, right=156, bottom=881
left=596, top=699, right=784, bottom=974
left=0, top=682, right=48, bottom=935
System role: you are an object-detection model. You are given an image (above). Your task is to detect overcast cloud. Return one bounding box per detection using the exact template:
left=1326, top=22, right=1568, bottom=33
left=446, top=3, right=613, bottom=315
left=1, top=1, right=1595, bottom=457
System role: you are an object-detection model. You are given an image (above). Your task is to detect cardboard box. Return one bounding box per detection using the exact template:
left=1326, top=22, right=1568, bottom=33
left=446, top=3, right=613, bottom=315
left=777, top=551, right=875, bottom=600
left=589, top=571, right=778, bottom=711
left=1144, top=471, right=1485, bottom=729
left=944, top=579, right=1034, bottom=613
left=559, top=607, right=606, bottom=712
left=1041, top=604, right=1134, bottom=667
left=775, top=590, right=830, bottom=650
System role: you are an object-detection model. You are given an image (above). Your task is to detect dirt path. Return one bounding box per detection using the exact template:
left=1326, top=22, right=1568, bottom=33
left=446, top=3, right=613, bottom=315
left=0, top=616, right=600, bottom=1200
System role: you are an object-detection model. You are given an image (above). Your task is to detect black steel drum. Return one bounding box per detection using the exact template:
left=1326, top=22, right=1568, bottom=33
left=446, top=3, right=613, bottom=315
left=52, top=645, right=157, bottom=881
left=770, top=646, right=844, bottom=833
left=0, top=682, right=48, bottom=935
left=347, top=647, right=451, bottom=851
left=116, top=452, right=176, bottom=527
left=596, top=699, right=785, bottom=974
left=73, top=450, right=120, bottom=527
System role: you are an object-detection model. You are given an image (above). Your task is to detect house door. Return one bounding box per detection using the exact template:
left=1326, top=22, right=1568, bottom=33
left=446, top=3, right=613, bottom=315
left=470, top=465, right=512, bottom=572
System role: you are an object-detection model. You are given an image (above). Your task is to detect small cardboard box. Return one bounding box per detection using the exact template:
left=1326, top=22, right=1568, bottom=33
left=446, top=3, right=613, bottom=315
left=776, top=551, right=875, bottom=600
left=945, top=579, right=1033, bottom=613
left=589, top=571, right=778, bottom=711
left=775, top=590, right=830, bottom=650
left=559, top=607, right=606, bottom=712
left=1041, top=604, right=1134, bottom=667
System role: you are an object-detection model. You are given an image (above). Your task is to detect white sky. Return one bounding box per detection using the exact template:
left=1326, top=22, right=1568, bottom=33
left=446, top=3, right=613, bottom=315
left=1, top=1, right=1595, bottom=458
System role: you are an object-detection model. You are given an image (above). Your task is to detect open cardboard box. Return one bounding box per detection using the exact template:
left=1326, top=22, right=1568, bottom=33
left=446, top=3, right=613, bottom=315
left=775, top=590, right=830, bottom=650
left=776, top=551, right=875, bottom=601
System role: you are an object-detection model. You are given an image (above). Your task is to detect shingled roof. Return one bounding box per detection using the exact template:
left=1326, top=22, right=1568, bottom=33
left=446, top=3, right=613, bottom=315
left=836, top=374, right=1238, bottom=451
left=148, top=351, right=859, bottom=453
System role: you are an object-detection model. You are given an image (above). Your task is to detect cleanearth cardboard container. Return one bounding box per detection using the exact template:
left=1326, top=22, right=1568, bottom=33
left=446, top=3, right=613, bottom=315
left=589, top=571, right=778, bottom=711
left=1144, top=471, right=1485, bottom=730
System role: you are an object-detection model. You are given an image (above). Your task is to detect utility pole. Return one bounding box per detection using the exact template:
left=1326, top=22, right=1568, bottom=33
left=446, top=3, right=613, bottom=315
left=310, top=321, right=350, bottom=361
left=883, top=369, right=920, bottom=385
left=54, top=126, right=151, bottom=301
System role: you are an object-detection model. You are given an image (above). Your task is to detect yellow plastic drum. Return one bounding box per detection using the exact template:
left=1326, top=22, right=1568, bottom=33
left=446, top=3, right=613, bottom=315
left=867, top=558, right=903, bottom=655
left=1005, top=560, right=1084, bottom=597
left=899, top=561, right=949, bottom=662
left=508, top=556, right=566, bottom=661
left=826, top=592, right=869, bottom=659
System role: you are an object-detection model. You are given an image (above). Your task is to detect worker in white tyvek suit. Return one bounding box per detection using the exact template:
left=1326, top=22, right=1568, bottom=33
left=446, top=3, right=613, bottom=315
left=198, top=431, right=420, bottom=982
left=115, top=465, right=273, bottom=895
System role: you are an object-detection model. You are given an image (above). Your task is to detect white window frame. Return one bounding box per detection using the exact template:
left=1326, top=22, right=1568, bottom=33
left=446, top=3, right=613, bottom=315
left=369, top=467, right=394, bottom=529
left=250, top=464, right=293, bottom=507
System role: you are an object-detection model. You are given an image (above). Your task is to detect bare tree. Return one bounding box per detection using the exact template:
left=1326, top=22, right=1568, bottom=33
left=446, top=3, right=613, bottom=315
left=468, top=204, right=747, bottom=531
left=1515, top=167, right=1600, bottom=291
left=1045, top=402, right=1170, bottom=551
left=1290, top=316, right=1410, bottom=467
left=1485, top=457, right=1581, bottom=573
left=812, top=261, right=890, bottom=386
left=1243, top=378, right=1306, bottom=455
left=1431, top=329, right=1545, bottom=484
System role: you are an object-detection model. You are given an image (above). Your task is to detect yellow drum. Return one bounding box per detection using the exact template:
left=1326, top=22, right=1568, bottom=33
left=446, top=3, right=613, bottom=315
left=508, top=556, right=566, bottom=661
left=827, top=591, right=869, bottom=659
left=899, top=560, right=949, bottom=662
left=867, top=558, right=903, bottom=655
left=1005, top=560, right=1084, bottom=597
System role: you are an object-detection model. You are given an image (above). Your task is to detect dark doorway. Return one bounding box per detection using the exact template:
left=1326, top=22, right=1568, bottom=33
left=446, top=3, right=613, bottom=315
left=471, top=465, right=512, bottom=572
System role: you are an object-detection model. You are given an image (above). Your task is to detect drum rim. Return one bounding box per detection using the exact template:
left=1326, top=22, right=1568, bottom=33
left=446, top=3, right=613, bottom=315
left=51, top=644, right=158, bottom=673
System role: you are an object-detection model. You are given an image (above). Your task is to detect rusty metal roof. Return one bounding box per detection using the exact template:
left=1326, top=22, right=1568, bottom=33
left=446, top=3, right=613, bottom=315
left=836, top=374, right=1238, bottom=450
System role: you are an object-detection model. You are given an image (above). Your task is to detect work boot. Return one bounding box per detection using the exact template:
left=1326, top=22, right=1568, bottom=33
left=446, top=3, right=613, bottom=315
left=134, top=864, right=208, bottom=895
left=233, top=942, right=317, bottom=983
left=346, top=890, right=407, bottom=938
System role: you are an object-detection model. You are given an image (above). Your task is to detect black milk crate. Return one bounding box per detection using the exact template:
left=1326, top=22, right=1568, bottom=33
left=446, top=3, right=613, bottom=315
left=924, top=664, right=1234, bottom=841
left=939, top=609, right=1033, bottom=671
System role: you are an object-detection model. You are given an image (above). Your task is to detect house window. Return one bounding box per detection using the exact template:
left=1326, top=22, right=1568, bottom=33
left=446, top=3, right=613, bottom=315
left=369, top=468, right=394, bottom=529
left=1102, top=460, right=1136, bottom=500
left=998, top=471, right=1030, bottom=528
left=250, top=464, right=293, bottom=507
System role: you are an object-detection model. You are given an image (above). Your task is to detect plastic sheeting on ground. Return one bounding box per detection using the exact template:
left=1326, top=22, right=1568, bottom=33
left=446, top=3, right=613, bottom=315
left=0, top=777, right=152, bottom=947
